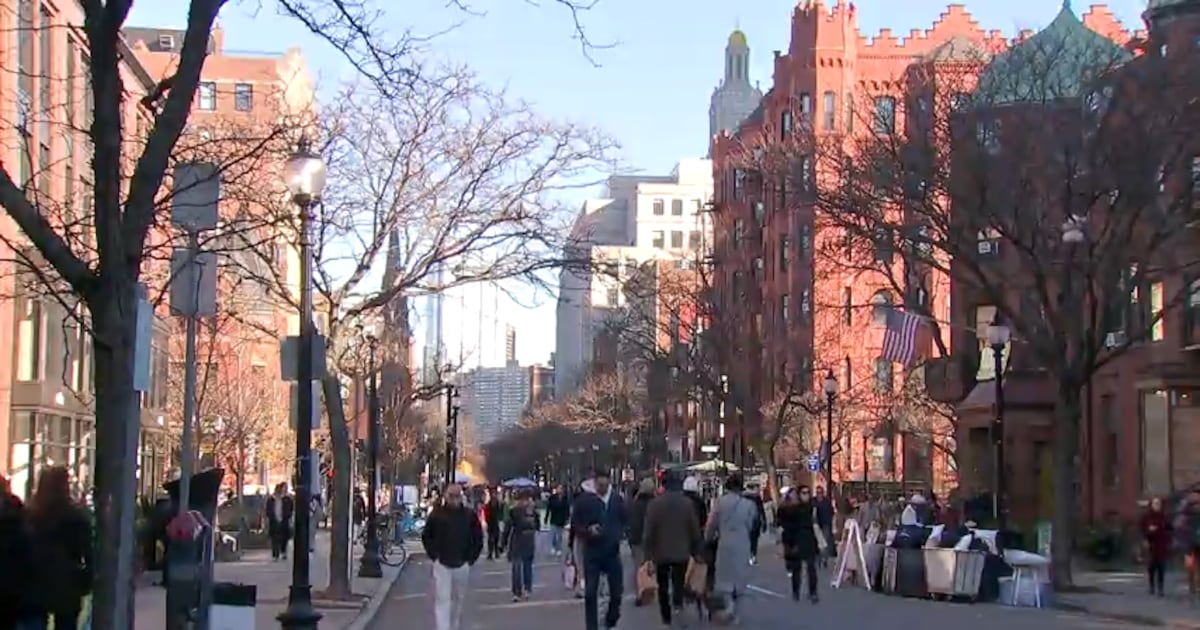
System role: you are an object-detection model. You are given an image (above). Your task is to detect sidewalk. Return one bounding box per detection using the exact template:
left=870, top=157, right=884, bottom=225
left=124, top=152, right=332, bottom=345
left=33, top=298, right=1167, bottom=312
left=134, top=531, right=408, bottom=630
left=1057, top=570, right=1200, bottom=628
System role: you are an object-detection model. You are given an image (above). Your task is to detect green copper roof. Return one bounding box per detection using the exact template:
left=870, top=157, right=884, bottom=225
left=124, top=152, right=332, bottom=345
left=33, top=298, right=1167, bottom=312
left=974, top=2, right=1131, bottom=106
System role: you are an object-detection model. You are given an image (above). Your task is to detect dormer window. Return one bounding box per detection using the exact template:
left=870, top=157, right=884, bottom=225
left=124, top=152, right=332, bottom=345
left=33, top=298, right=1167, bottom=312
left=976, top=120, right=1000, bottom=154
left=157, top=34, right=175, bottom=49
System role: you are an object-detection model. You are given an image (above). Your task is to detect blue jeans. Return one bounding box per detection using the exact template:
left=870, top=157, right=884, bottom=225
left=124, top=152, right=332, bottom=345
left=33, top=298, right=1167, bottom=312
left=550, top=526, right=564, bottom=553
left=510, top=556, right=534, bottom=595
left=584, top=554, right=623, bottom=630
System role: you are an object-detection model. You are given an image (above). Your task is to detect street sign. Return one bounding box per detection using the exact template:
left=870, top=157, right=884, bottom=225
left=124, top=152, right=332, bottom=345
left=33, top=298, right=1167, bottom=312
left=806, top=454, right=820, bottom=472
left=700, top=444, right=719, bottom=454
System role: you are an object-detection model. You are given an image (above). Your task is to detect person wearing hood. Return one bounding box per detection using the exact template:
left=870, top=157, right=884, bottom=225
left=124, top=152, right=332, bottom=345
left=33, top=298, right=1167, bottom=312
left=572, top=472, right=628, bottom=630
left=626, top=478, right=656, bottom=603
left=777, top=485, right=825, bottom=603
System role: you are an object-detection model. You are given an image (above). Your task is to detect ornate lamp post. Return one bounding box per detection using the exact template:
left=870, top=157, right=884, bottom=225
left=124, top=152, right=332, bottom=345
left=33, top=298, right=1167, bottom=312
left=358, top=329, right=383, bottom=577
left=278, top=137, right=327, bottom=630
left=987, top=316, right=1011, bottom=532
left=822, top=369, right=838, bottom=494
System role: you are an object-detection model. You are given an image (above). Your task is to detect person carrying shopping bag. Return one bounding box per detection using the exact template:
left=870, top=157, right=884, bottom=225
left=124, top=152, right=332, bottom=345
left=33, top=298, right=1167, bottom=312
left=642, top=472, right=702, bottom=626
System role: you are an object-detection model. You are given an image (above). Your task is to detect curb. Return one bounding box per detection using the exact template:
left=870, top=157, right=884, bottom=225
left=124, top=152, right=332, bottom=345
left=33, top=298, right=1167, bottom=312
left=1057, top=601, right=1200, bottom=629
left=344, top=554, right=411, bottom=630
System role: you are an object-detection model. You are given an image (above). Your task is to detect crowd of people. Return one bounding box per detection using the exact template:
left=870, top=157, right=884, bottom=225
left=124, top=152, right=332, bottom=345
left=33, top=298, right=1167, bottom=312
left=419, top=469, right=850, bottom=630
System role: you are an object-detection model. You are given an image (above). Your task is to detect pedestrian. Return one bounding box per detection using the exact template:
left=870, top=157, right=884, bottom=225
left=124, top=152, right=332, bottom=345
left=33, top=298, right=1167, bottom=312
left=484, top=489, right=504, bottom=560
left=505, top=491, right=541, bottom=601
left=0, top=474, right=34, bottom=630
left=265, top=482, right=294, bottom=561
left=546, top=485, right=571, bottom=557
left=744, top=485, right=766, bottom=565
left=422, top=483, right=484, bottom=630
left=626, top=477, right=655, bottom=603
left=642, top=472, right=702, bottom=626
left=1140, top=496, right=1172, bottom=597
left=812, top=486, right=835, bottom=568
left=568, top=479, right=596, bottom=599
left=24, top=466, right=93, bottom=630
left=572, top=471, right=627, bottom=630
left=352, top=488, right=366, bottom=542
left=705, top=475, right=758, bottom=622
left=1179, top=490, right=1200, bottom=602
left=778, top=486, right=826, bottom=603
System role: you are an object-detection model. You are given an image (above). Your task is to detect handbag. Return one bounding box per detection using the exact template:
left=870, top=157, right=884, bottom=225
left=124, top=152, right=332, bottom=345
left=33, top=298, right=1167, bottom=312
left=685, top=558, right=708, bottom=594
left=562, top=562, right=577, bottom=589
left=636, top=561, right=657, bottom=602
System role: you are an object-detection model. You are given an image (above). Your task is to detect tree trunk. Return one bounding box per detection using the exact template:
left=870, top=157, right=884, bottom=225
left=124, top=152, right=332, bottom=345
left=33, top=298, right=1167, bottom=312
left=1051, top=381, right=1083, bottom=588
left=87, top=280, right=143, bottom=630
left=321, top=376, right=354, bottom=599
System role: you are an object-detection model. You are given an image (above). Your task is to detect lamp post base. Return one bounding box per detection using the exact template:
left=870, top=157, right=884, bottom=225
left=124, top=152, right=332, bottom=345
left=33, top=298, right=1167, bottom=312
left=277, top=587, right=322, bottom=630
left=358, top=538, right=384, bottom=578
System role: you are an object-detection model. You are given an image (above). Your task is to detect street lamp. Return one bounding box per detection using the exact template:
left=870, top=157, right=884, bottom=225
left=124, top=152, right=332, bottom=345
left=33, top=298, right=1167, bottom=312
left=822, top=369, right=838, bottom=494
left=278, top=137, right=327, bottom=630
left=357, top=329, right=383, bottom=578
left=444, top=384, right=460, bottom=487
left=987, top=315, right=1011, bottom=534
left=719, top=374, right=729, bottom=473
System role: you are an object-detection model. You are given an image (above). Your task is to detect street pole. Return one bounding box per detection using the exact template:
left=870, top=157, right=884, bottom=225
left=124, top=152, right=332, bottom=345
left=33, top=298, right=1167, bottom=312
left=359, top=336, right=382, bottom=577
left=825, top=392, right=834, bottom=495
left=993, top=339, right=1007, bottom=533
left=279, top=138, right=325, bottom=630
left=177, top=230, right=200, bottom=515
left=444, top=384, right=457, bottom=487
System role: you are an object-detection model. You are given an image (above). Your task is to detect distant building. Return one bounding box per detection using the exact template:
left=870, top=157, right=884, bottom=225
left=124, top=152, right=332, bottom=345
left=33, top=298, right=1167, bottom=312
left=505, top=324, right=517, bottom=363
left=554, top=160, right=714, bottom=396
left=529, top=365, right=554, bottom=404
left=461, top=361, right=531, bottom=446
left=708, top=29, right=764, bottom=149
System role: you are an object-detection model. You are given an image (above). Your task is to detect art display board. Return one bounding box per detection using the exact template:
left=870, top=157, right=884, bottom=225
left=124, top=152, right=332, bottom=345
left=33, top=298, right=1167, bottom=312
left=831, top=518, right=872, bottom=590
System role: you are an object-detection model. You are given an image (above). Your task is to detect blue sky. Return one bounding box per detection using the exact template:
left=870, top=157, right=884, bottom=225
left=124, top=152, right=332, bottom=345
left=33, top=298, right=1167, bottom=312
left=129, top=0, right=1148, bottom=365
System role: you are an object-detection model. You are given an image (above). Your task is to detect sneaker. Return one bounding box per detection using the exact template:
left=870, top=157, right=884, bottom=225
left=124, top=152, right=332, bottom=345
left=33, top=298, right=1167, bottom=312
left=749, top=557, right=757, bottom=566
left=809, top=594, right=819, bottom=604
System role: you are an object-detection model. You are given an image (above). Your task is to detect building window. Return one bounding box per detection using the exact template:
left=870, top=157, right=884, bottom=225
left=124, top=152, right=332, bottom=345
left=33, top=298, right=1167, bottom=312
left=605, top=287, right=619, bottom=306
left=873, top=96, right=896, bottom=135
left=652, top=198, right=665, bottom=215
left=874, top=358, right=894, bottom=392
left=950, top=92, right=971, bottom=111
left=688, top=231, right=701, bottom=250
left=799, top=224, right=811, bottom=255
left=845, top=92, right=855, bottom=132
left=780, top=294, right=790, bottom=323
left=800, top=289, right=811, bottom=318
left=843, top=287, right=852, bottom=325
left=779, top=235, right=790, bottom=272
left=799, top=155, right=814, bottom=191
left=873, top=227, right=894, bottom=263
left=651, top=230, right=664, bottom=248
left=1150, top=280, right=1164, bottom=341
left=670, top=198, right=683, bottom=216
left=733, top=219, right=745, bottom=248
left=1101, top=394, right=1119, bottom=488
left=234, top=83, right=253, bottom=111
left=16, top=297, right=42, bottom=382
left=822, top=91, right=836, bottom=131
left=38, top=7, right=52, bottom=144
left=1186, top=277, right=1200, bottom=342
left=843, top=357, right=852, bottom=390
left=976, top=119, right=1001, bottom=154
left=781, top=110, right=792, bottom=138
left=753, top=201, right=765, bottom=224
left=871, top=290, right=892, bottom=326
left=197, top=81, right=216, bottom=110
left=670, top=230, right=684, bottom=249
left=799, top=92, right=812, bottom=119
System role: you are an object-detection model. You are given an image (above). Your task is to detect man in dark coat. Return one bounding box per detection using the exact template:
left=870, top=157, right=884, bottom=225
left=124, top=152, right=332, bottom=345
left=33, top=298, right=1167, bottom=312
left=483, top=489, right=505, bottom=560
left=265, top=482, right=295, bottom=561
left=642, top=474, right=702, bottom=626
left=545, top=485, right=571, bottom=556
left=777, top=485, right=826, bottom=603
left=572, top=472, right=627, bottom=630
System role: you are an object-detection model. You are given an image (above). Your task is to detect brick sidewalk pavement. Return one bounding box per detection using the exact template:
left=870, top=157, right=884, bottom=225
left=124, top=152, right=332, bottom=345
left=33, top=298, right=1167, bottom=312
left=1057, top=570, right=1200, bottom=628
left=133, top=531, right=408, bottom=630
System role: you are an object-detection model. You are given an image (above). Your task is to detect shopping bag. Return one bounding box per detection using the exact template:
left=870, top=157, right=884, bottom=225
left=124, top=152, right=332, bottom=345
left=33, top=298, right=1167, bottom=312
left=636, top=561, right=657, bottom=603
left=562, top=562, right=577, bottom=590
left=685, top=558, right=708, bottom=595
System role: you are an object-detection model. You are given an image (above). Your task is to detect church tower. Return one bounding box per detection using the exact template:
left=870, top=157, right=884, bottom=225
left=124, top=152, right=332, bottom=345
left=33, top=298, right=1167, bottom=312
left=708, top=29, right=764, bottom=152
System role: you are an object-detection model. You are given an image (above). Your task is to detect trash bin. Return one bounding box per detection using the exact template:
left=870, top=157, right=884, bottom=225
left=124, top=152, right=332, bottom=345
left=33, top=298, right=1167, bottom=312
left=211, top=582, right=257, bottom=630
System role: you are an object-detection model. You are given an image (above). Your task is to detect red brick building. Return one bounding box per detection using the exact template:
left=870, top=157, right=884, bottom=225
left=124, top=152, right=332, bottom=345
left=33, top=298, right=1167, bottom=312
left=709, top=2, right=1154, bottom=499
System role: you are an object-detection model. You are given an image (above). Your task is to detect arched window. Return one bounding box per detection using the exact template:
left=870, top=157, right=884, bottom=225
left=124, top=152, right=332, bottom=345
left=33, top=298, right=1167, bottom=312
left=870, top=290, right=893, bottom=326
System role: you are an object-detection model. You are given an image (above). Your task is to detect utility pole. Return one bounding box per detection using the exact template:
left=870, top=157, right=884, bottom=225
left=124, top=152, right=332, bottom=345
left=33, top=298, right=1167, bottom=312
left=444, top=384, right=459, bottom=486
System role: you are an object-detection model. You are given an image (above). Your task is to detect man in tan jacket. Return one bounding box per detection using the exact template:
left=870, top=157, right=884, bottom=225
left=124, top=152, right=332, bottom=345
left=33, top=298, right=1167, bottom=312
left=642, top=473, right=702, bottom=626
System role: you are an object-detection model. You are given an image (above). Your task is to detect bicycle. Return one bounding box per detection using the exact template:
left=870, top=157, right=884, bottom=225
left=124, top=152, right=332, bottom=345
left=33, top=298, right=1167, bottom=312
left=355, top=515, right=409, bottom=567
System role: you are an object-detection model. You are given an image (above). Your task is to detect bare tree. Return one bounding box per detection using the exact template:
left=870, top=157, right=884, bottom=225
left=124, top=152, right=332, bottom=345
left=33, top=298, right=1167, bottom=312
left=801, top=29, right=1200, bottom=585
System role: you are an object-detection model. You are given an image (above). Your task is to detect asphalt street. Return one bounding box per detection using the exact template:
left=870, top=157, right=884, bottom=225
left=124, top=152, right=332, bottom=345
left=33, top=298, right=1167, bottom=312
left=369, top=536, right=1142, bottom=629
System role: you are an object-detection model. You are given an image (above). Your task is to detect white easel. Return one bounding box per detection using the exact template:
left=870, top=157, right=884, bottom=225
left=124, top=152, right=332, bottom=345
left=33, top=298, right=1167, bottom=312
left=831, top=518, right=872, bottom=590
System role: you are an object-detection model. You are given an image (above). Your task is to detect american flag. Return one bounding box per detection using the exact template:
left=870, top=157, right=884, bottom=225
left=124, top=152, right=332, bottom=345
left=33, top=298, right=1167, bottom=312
left=882, top=309, right=923, bottom=365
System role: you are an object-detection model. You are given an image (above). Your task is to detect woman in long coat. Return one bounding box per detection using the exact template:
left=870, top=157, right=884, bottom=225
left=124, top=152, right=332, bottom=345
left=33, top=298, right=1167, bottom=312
left=704, top=476, right=758, bottom=621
